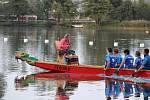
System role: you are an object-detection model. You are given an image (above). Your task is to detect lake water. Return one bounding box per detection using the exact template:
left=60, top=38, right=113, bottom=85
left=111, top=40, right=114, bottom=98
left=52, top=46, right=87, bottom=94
left=0, top=26, right=150, bottom=100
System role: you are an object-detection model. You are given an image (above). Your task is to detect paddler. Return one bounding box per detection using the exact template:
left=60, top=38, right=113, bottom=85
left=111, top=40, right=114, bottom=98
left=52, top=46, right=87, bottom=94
left=134, top=51, right=142, bottom=70
left=136, top=48, right=150, bottom=71
left=113, top=48, right=122, bottom=68
left=118, top=49, right=134, bottom=71
left=105, top=48, right=116, bottom=69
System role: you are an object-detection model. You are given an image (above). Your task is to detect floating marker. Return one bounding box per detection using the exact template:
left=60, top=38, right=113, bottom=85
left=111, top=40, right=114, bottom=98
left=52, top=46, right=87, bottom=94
left=45, top=39, right=49, bottom=43
left=4, top=38, right=8, bottom=42
left=140, top=43, right=144, bottom=48
left=24, top=39, right=28, bottom=43
left=114, top=42, right=118, bottom=47
left=145, top=30, right=149, bottom=34
left=89, top=41, right=93, bottom=46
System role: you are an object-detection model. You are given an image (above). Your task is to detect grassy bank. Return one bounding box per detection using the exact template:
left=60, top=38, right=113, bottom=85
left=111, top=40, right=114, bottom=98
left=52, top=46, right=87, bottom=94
left=85, top=20, right=150, bottom=31
left=0, top=20, right=54, bottom=27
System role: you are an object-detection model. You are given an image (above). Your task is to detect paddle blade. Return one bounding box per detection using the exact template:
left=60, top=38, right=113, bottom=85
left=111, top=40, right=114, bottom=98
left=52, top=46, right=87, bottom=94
left=113, top=70, right=119, bottom=76
left=132, top=72, right=137, bottom=77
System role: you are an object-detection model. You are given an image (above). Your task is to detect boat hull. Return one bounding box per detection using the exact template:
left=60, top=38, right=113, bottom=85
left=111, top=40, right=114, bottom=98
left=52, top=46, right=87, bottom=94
left=35, top=61, right=104, bottom=74
left=105, top=68, right=150, bottom=78
left=35, top=61, right=150, bottom=78
left=15, top=52, right=150, bottom=78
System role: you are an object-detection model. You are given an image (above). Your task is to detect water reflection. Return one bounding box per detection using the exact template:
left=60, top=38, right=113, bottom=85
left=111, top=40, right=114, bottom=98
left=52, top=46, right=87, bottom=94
left=105, top=78, right=150, bottom=100
left=0, top=26, right=150, bottom=100
left=55, top=81, right=78, bottom=100
left=15, top=73, right=79, bottom=100
left=0, top=73, right=6, bottom=99
left=14, top=72, right=150, bottom=100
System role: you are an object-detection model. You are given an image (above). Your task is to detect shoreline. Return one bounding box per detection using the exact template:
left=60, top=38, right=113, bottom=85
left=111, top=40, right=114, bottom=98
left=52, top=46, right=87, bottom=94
left=0, top=20, right=150, bottom=32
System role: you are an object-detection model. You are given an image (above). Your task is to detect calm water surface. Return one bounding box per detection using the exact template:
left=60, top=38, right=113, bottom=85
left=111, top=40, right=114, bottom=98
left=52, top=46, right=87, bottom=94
left=0, top=26, right=150, bottom=100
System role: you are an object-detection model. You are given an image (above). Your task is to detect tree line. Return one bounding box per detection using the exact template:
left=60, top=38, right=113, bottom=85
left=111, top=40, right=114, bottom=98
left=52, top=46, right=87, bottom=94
left=0, top=0, right=150, bottom=25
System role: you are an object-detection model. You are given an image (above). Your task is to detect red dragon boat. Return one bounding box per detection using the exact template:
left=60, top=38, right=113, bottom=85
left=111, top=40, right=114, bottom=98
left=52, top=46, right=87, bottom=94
left=35, top=61, right=150, bottom=77
left=15, top=51, right=150, bottom=78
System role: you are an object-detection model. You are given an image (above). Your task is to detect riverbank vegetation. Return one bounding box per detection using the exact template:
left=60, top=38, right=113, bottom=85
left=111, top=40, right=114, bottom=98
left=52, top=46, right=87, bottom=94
left=85, top=20, right=150, bottom=30
left=0, top=0, right=150, bottom=28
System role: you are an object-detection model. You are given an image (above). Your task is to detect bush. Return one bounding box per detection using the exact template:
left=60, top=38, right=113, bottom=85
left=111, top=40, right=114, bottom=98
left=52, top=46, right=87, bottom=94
left=119, top=20, right=150, bottom=27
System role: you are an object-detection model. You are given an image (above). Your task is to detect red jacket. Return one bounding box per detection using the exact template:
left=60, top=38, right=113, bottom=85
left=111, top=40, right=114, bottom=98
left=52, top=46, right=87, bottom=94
left=59, top=37, right=70, bottom=50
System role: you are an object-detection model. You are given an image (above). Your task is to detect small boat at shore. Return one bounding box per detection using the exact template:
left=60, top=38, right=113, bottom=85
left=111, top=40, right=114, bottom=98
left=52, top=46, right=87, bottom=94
left=71, top=24, right=83, bottom=28
left=15, top=52, right=150, bottom=78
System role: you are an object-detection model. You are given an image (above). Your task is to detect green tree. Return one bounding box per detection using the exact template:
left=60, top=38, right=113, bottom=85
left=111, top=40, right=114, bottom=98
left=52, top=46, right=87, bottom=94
left=53, top=0, right=78, bottom=25
left=62, top=0, right=77, bottom=20
left=109, top=0, right=123, bottom=21
left=119, top=0, right=134, bottom=20
left=83, top=0, right=110, bottom=25
left=52, top=1, right=63, bottom=24
left=134, top=0, right=150, bottom=20
left=42, top=0, right=53, bottom=20
left=35, top=0, right=45, bottom=19
left=109, top=0, right=122, bottom=8
left=7, top=0, right=31, bottom=20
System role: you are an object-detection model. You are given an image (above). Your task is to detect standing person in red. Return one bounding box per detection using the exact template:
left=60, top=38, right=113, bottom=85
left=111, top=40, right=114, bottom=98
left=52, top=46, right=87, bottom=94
left=57, top=34, right=71, bottom=63
left=58, top=34, right=75, bottom=55
left=59, top=34, right=71, bottom=51
left=57, top=34, right=77, bottom=64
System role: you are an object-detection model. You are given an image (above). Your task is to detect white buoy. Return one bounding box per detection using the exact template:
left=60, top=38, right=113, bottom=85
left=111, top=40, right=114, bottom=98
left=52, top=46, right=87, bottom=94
left=24, top=39, right=28, bottom=43
left=45, top=39, right=49, bottom=43
left=89, top=41, right=93, bottom=46
left=145, top=30, right=149, bottom=34
left=140, top=43, right=144, bottom=48
left=114, top=42, right=118, bottom=47
left=4, top=38, right=8, bottom=42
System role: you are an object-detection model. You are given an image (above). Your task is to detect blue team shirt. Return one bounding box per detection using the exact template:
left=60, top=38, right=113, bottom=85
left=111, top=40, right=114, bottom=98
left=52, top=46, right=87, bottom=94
left=105, top=53, right=116, bottom=68
left=116, top=54, right=122, bottom=66
left=142, top=55, right=150, bottom=70
left=134, top=57, right=142, bottom=69
left=124, top=54, right=134, bottom=68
